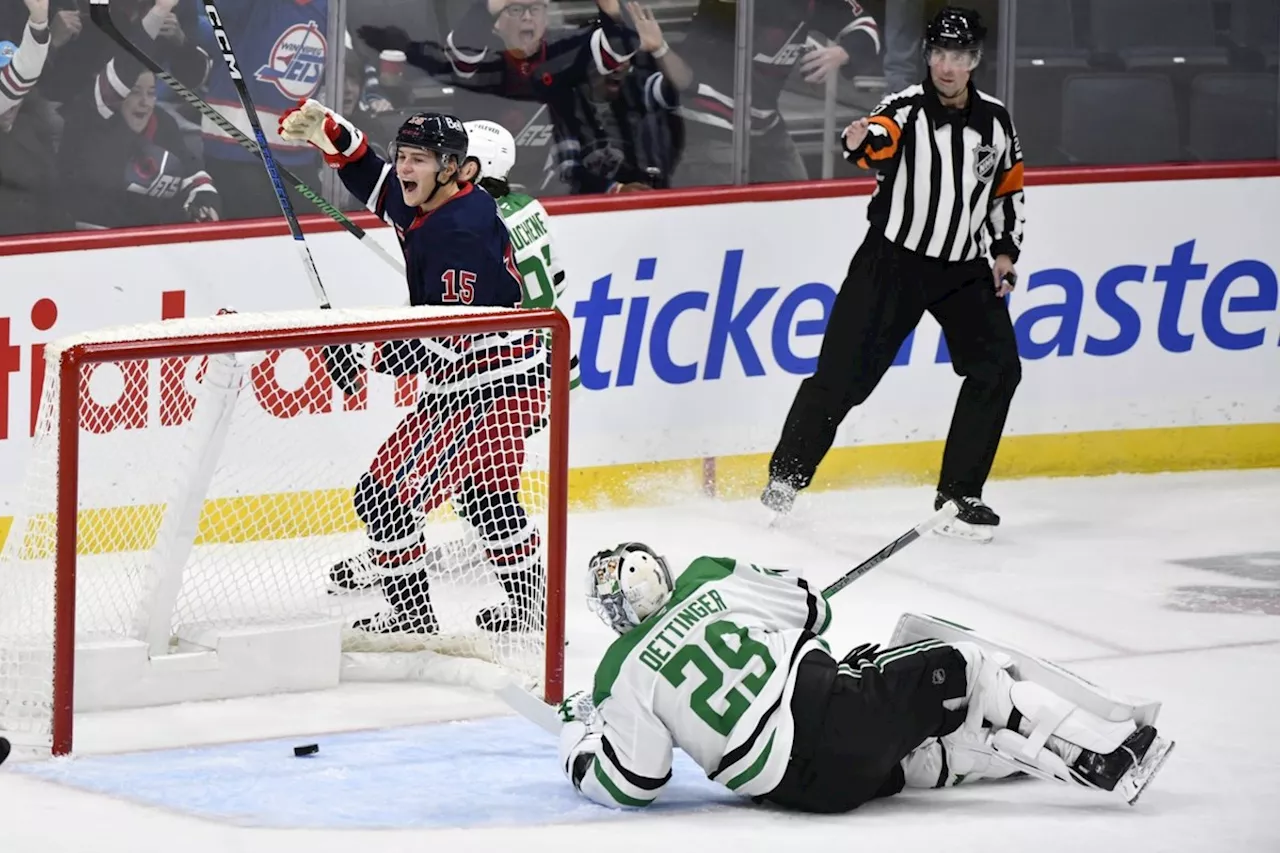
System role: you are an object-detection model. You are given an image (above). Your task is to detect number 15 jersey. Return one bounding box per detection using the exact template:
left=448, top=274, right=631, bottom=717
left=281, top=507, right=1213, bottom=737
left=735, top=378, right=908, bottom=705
left=582, top=557, right=833, bottom=806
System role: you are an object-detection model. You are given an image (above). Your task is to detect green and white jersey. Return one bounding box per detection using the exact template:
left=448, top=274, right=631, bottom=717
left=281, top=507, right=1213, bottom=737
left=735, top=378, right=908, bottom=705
left=495, top=191, right=579, bottom=389
left=496, top=192, right=564, bottom=311
left=580, top=557, right=832, bottom=808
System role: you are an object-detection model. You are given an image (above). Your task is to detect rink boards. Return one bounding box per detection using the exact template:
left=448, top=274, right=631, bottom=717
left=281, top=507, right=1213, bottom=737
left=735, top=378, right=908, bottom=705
left=0, top=169, right=1277, bottom=550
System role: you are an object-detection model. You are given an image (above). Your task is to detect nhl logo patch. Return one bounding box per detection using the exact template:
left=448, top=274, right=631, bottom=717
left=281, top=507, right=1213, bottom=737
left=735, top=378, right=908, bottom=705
left=973, top=143, right=998, bottom=183
left=931, top=667, right=947, bottom=685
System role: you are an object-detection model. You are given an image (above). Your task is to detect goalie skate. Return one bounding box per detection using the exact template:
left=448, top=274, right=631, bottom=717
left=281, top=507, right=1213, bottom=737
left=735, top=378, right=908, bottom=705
left=1118, top=733, right=1175, bottom=805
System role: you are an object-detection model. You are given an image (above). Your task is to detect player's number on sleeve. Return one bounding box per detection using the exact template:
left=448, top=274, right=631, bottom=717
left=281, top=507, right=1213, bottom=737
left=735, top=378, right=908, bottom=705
left=441, top=269, right=476, bottom=304
left=659, top=619, right=776, bottom=736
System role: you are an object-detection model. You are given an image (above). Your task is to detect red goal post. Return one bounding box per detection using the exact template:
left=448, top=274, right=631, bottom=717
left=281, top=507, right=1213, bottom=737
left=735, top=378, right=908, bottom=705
left=0, top=305, right=569, bottom=756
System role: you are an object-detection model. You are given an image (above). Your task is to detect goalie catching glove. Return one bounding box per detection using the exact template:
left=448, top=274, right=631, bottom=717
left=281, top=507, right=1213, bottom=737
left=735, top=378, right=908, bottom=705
left=279, top=99, right=369, bottom=168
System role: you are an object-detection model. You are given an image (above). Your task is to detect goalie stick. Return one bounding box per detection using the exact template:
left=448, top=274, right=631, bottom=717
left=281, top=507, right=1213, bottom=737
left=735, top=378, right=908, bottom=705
left=87, top=0, right=405, bottom=280
left=498, top=501, right=961, bottom=733
left=821, top=500, right=958, bottom=599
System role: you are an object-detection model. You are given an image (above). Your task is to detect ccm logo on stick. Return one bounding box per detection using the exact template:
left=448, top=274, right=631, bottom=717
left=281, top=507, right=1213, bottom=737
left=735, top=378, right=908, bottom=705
left=205, top=5, right=241, bottom=80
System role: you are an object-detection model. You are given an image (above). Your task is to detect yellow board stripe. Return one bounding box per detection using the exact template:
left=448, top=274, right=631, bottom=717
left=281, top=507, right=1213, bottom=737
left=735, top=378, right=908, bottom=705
left=1, top=423, right=1276, bottom=555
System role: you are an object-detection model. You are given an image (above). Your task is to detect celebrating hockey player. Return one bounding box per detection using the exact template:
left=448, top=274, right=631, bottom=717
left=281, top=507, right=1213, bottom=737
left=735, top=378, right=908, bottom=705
left=558, top=543, right=1173, bottom=812
left=278, top=100, right=547, bottom=635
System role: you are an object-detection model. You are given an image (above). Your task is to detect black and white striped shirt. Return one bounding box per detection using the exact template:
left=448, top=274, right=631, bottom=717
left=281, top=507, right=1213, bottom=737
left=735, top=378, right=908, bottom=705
left=846, top=78, right=1026, bottom=263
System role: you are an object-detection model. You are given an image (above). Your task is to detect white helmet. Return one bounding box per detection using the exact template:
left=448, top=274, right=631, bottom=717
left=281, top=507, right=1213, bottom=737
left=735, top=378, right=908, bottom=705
left=462, top=119, right=517, bottom=182
left=586, top=543, right=675, bottom=634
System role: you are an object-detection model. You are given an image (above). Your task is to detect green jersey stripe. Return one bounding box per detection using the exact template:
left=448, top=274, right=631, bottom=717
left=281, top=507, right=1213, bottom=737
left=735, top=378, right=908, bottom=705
left=873, top=639, right=946, bottom=669
left=602, top=736, right=670, bottom=790
left=592, top=759, right=655, bottom=807
left=726, top=731, right=776, bottom=790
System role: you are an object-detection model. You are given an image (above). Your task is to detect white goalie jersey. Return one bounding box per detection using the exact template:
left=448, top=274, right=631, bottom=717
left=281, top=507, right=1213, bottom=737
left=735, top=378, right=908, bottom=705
left=566, top=557, right=832, bottom=807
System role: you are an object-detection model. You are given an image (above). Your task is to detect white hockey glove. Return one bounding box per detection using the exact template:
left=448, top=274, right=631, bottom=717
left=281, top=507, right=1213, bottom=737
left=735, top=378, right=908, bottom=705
left=559, top=718, right=603, bottom=791
left=278, top=99, right=367, bottom=167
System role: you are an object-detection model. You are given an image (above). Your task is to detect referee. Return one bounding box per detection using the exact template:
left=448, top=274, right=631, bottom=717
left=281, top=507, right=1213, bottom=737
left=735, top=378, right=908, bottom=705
left=762, top=6, right=1024, bottom=543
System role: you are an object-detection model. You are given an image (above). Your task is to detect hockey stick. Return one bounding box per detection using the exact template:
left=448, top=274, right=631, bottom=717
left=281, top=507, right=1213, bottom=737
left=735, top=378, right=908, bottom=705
left=499, top=501, right=961, bottom=734
left=199, top=0, right=330, bottom=306
left=821, top=500, right=959, bottom=599
left=88, top=0, right=405, bottom=279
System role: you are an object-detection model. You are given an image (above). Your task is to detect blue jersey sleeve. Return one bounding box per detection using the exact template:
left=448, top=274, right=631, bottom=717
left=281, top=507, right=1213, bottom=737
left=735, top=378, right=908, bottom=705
left=337, top=149, right=416, bottom=231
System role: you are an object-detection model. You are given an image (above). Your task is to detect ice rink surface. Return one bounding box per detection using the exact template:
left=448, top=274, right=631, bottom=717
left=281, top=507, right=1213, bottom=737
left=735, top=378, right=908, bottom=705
left=3, top=469, right=1279, bottom=852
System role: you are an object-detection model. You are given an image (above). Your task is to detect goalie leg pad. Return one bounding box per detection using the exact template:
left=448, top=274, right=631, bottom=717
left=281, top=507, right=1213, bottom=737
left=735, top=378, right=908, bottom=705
left=891, top=613, right=1162, bottom=727
left=989, top=728, right=1076, bottom=785
left=947, top=641, right=1139, bottom=782
left=1009, top=680, right=1137, bottom=758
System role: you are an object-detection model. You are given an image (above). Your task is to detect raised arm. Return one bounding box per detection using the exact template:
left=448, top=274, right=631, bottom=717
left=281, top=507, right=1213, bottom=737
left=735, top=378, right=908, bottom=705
left=0, top=0, right=52, bottom=118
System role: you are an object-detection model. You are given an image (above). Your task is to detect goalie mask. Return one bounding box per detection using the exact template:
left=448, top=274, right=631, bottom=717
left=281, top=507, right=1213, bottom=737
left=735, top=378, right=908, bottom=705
left=586, top=543, right=675, bottom=634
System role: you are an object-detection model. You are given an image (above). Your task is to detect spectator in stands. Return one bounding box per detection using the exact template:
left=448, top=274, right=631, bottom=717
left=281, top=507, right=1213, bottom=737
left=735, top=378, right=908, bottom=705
left=1, top=0, right=52, bottom=120
left=641, top=0, right=885, bottom=187
left=882, top=0, right=925, bottom=93
left=357, top=0, right=641, bottom=164
left=341, top=27, right=395, bottom=113
left=0, top=0, right=72, bottom=235
left=58, top=38, right=219, bottom=227
left=38, top=0, right=206, bottom=108
left=545, top=3, right=685, bottom=194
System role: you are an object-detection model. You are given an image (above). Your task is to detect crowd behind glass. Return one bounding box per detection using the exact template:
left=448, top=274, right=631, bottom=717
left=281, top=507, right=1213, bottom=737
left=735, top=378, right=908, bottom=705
left=0, top=0, right=1276, bottom=234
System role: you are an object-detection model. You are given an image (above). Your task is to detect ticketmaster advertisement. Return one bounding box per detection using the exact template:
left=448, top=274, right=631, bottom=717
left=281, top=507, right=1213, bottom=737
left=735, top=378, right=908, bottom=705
left=0, top=175, right=1276, bottom=518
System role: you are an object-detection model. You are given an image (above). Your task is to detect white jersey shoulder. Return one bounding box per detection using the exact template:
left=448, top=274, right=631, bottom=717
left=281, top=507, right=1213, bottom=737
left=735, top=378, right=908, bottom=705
left=496, top=192, right=563, bottom=310
left=579, top=556, right=831, bottom=808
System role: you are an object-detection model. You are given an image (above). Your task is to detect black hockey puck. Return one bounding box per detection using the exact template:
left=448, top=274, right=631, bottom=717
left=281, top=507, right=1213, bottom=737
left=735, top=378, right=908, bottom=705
left=293, top=743, right=319, bottom=757
left=0, top=736, right=11, bottom=766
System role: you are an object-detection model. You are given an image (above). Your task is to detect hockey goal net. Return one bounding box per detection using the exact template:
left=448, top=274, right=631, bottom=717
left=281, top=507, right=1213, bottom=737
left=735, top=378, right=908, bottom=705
left=0, top=306, right=569, bottom=755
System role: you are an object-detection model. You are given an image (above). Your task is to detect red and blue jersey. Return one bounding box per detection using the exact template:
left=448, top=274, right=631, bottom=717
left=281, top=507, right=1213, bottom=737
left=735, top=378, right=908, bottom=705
left=335, top=144, right=536, bottom=385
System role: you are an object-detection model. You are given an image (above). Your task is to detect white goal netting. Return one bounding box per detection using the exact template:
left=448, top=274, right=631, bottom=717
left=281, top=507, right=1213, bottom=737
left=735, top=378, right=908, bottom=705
left=0, top=306, right=565, bottom=752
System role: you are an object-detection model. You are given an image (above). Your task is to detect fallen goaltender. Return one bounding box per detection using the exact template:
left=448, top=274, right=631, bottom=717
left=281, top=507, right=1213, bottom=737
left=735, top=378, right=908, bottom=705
left=506, top=544, right=1174, bottom=813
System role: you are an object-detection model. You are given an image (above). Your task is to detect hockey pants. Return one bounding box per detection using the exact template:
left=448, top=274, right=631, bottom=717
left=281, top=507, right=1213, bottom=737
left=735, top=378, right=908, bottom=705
left=761, top=641, right=969, bottom=814
left=353, top=372, right=547, bottom=580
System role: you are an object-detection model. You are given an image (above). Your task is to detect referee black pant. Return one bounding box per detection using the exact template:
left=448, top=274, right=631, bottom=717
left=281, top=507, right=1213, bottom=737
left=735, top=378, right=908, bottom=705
left=769, top=233, right=1021, bottom=498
